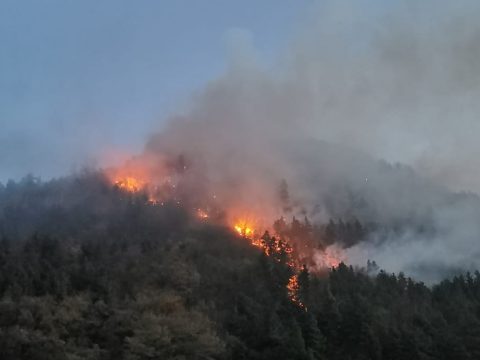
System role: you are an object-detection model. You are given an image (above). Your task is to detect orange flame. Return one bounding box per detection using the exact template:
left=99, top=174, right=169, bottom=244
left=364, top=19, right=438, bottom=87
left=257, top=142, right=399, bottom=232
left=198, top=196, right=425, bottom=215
left=104, top=155, right=343, bottom=310
left=234, top=223, right=254, bottom=237
left=287, top=274, right=306, bottom=308
left=114, top=176, right=144, bottom=192
left=287, top=274, right=299, bottom=297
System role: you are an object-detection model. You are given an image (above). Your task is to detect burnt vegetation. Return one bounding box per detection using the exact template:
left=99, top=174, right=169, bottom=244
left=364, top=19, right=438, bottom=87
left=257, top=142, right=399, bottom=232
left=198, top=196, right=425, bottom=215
left=0, top=173, right=480, bottom=359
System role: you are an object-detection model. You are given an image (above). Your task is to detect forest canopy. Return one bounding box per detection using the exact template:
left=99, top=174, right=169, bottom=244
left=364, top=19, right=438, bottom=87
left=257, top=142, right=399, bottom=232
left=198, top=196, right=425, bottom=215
left=0, top=173, right=479, bottom=360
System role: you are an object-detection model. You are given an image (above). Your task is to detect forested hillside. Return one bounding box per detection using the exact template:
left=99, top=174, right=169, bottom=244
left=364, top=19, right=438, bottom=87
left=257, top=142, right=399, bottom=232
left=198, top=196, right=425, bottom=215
left=1, top=174, right=480, bottom=360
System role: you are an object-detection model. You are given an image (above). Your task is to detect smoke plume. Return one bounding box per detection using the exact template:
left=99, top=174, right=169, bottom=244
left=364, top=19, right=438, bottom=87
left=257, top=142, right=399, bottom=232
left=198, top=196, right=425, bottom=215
left=132, top=0, right=480, bottom=282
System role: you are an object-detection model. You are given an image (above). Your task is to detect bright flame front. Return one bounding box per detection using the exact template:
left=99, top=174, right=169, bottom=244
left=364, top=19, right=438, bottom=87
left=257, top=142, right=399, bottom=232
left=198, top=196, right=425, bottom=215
left=234, top=223, right=254, bottom=237
left=115, top=176, right=145, bottom=192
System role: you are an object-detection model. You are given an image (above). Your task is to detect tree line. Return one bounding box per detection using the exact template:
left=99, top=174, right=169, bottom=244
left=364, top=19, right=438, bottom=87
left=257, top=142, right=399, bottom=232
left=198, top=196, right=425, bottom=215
left=0, top=174, right=480, bottom=359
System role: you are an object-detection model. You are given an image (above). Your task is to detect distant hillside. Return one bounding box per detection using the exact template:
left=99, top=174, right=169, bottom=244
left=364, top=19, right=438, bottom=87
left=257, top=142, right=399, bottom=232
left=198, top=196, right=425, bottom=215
left=0, top=173, right=480, bottom=359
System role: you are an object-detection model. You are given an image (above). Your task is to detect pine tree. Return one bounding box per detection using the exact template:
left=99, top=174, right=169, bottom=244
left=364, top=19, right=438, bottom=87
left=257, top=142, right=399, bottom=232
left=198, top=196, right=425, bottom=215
left=298, top=265, right=310, bottom=307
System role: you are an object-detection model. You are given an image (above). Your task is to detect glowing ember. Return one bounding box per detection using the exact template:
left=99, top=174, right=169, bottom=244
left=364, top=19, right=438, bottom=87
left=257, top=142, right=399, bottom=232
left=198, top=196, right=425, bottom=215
left=287, top=273, right=307, bottom=308
left=148, top=197, right=159, bottom=205
left=287, top=275, right=300, bottom=299
left=197, top=209, right=209, bottom=219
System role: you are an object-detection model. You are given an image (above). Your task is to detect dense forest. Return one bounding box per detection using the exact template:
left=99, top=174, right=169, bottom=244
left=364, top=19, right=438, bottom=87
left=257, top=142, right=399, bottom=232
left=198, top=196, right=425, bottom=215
left=1, top=174, right=480, bottom=359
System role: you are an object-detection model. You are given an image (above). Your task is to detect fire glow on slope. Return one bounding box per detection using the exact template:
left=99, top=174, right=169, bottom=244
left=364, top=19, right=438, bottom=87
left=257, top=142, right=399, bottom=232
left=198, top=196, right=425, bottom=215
left=234, top=226, right=305, bottom=307
left=110, top=176, right=344, bottom=308
left=105, top=163, right=344, bottom=309
left=115, top=177, right=145, bottom=192
left=111, top=173, right=308, bottom=306
left=109, top=171, right=343, bottom=262
left=233, top=219, right=256, bottom=241
left=112, top=175, right=161, bottom=204
left=234, top=224, right=254, bottom=237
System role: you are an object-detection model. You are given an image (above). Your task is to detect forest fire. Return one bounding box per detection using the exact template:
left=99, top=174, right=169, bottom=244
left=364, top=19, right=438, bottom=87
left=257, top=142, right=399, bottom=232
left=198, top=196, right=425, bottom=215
left=233, top=226, right=306, bottom=307
left=114, top=176, right=145, bottom=192
left=112, top=175, right=161, bottom=204
left=234, top=223, right=254, bottom=238
left=103, top=163, right=347, bottom=309
left=233, top=219, right=265, bottom=248
left=105, top=161, right=344, bottom=295
left=287, top=274, right=303, bottom=308
left=104, top=152, right=173, bottom=200
left=107, top=164, right=344, bottom=274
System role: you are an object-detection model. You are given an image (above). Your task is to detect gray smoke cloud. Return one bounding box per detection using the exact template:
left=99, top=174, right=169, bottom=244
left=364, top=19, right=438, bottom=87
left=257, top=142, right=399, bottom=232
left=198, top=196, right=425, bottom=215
left=141, top=0, right=480, bottom=282
left=292, top=0, right=480, bottom=192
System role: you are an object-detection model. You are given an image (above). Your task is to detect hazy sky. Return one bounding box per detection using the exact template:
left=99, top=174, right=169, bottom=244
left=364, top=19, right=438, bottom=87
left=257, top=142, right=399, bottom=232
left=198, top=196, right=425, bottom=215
left=0, top=0, right=312, bottom=181
left=4, top=0, right=476, bottom=193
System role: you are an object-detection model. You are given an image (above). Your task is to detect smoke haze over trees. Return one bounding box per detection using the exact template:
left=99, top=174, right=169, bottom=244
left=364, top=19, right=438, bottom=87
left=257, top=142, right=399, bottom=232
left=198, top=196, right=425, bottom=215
left=0, top=174, right=480, bottom=359
left=3, top=1, right=480, bottom=358
left=3, top=0, right=480, bottom=280
left=133, top=1, right=480, bottom=281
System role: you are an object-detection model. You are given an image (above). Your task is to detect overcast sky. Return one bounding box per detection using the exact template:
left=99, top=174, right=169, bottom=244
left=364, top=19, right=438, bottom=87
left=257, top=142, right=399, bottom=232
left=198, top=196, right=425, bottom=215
left=0, top=0, right=314, bottom=181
